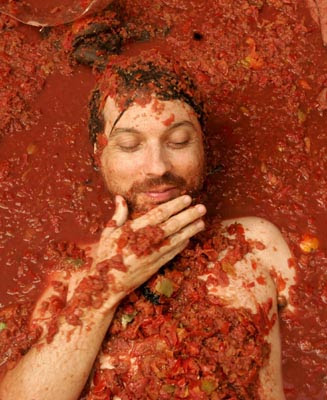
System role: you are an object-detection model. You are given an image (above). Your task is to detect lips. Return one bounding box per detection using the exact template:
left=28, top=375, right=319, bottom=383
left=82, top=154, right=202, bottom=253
left=143, top=186, right=180, bottom=202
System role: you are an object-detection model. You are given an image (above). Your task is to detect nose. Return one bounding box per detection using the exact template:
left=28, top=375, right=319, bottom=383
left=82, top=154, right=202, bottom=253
left=144, top=144, right=172, bottom=178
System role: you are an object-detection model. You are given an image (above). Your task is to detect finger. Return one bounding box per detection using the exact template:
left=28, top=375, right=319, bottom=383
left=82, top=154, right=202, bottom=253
left=159, top=218, right=205, bottom=252
left=144, top=239, right=189, bottom=276
left=160, top=204, right=206, bottom=237
left=97, top=196, right=129, bottom=260
left=103, top=196, right=129, bottom=233
left=131, top=195, right=192, bottom=230
left=122, top=240, right=189, bottom=290
left=112, top=195, right=128, bottom=227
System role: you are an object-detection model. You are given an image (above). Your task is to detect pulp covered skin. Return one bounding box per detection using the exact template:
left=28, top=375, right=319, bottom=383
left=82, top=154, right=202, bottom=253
left=85, top=223, right=276, bottom=400
left=0, top=1, right=327, bottom=399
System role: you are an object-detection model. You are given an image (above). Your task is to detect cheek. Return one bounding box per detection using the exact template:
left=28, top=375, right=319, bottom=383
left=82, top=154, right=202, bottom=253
left=172, top=149, right=204, bottom=178
left=100, top=149, right=143, bottom=190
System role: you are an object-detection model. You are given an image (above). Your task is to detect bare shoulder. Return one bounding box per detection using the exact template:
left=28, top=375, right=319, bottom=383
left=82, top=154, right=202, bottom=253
left=221, top=216, right=291, bottom=262
left=222, top=216, right=286, bottom=245
left=221, top=216, right=296, bottom=309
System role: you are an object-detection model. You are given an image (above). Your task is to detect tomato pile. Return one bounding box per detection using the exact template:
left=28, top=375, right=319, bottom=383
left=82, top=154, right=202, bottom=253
left=86, top=225, right=271, bottom=400
left=0, top=0, right=327, bottom=398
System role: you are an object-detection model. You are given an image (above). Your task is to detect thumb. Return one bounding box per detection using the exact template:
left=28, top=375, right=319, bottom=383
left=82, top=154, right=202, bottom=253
left=96, top=196, right=129, bottom=262
left=106, top=195, right=128, bottom=228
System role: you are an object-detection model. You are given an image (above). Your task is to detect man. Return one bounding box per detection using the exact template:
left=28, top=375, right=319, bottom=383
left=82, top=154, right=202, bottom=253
left=0, top=52, right=295, bottom=400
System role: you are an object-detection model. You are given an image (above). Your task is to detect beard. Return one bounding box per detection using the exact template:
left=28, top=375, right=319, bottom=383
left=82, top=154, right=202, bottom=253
left=108, top=171, right=204, bottom=215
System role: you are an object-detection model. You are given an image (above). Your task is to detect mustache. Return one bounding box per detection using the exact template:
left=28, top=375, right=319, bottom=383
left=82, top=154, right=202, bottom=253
left=129, top=172, right=187, bottom=193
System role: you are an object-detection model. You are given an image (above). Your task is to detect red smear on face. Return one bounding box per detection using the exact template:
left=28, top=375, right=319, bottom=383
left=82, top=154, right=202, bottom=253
left=162, top=113, right=175, bottom=126
left=256, top=276, right=266, bottom=285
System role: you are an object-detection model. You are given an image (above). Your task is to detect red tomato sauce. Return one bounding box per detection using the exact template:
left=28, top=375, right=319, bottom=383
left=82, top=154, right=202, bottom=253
left=117, top=223, right=167, bottom=258
left=86, top=226, right=271, bottom=400
left=1, top=1, right=327, bottom=398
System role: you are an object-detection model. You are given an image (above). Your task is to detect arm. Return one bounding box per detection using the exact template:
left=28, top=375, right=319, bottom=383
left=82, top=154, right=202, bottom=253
left=222, top=216, right=296, bottom=310
left=219, top=217, right=296, bottom=400
left=0, top=195, right=206, bottom=400
left=0, top=303, right=117, bottom=400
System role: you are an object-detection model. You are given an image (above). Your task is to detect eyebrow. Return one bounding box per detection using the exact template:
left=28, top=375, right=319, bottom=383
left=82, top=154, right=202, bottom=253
left=110, top=127, right=141, bottom=138
left=110, top=120, right=197, bottom=138
left=165, top=120, right=197, bottom=133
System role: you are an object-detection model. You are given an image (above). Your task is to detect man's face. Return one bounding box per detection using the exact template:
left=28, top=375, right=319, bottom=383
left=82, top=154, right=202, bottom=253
left=100, top=96, right=205, bottom=212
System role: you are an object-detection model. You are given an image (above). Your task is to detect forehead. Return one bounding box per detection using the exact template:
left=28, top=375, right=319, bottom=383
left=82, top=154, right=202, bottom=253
left=103, top=96, right=202, bottom=136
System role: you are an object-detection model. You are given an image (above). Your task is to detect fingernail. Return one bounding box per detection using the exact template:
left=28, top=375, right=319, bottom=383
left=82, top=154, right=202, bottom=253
left=183, top=195, right=192, bottom=204
left=196, top=204, right=206, bottom=214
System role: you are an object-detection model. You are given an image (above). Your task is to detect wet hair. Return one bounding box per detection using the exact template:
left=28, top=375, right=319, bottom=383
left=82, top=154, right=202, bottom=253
left=88, top=51, right=206, bottom=146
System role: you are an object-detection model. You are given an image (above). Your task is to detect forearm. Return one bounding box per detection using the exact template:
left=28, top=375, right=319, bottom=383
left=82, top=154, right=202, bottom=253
left=0, top=305, right=116, bottom=400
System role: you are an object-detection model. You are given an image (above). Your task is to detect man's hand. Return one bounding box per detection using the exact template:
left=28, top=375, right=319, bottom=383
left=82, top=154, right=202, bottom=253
left=91, top=194, right=206, bottom=305
left=34, top=195, right=206, bottom=334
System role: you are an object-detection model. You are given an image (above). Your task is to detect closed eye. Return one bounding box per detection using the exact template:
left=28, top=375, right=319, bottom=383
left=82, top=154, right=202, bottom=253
left=118, top=144, right=140, bottom=152
left=168, top=140, right=190, bottom=149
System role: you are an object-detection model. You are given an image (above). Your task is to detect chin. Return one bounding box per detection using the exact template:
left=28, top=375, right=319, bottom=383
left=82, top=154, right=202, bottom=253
left=129, top=195, right=175, bottom=215
left=124, top=196, right=153, bottom=215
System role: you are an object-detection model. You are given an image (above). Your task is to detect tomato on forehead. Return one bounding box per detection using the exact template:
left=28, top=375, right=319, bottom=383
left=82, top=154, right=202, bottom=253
left=88, top=50, right=206, bottom=147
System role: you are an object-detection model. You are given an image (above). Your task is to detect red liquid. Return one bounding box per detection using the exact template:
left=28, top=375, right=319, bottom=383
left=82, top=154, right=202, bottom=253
left=0, top=1, right=327, bottom=398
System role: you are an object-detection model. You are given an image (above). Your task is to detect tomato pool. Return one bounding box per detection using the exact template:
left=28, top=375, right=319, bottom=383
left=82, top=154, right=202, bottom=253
left=0, top=1, right=327, bottom=398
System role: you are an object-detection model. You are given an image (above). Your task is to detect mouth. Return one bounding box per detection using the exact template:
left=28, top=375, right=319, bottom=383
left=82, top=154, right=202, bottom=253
left=143, top=186, right=181, bottom=202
